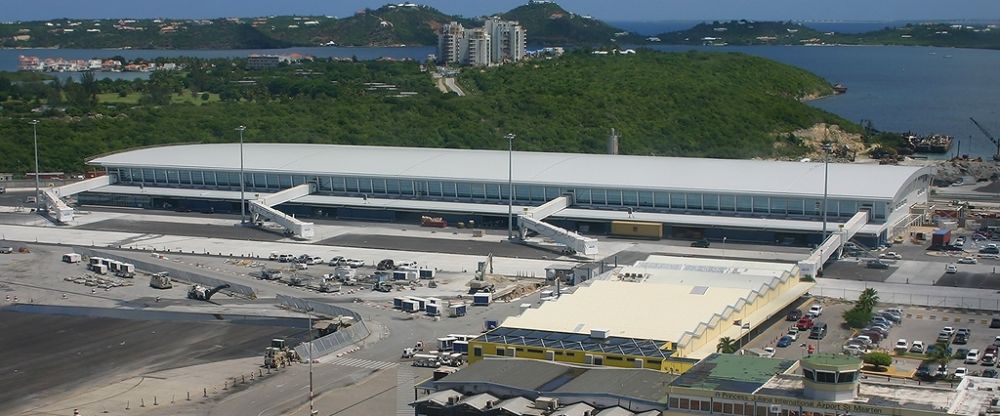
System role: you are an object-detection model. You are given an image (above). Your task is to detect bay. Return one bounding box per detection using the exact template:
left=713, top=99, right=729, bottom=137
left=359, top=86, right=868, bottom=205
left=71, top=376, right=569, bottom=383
left=2, top=44, right=998, bottom=158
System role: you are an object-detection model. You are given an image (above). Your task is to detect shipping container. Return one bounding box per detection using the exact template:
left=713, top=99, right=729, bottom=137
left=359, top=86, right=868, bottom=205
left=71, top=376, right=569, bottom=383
left=473, top=292, right=492, bottom=306
left=402, top=300, right=420, bottom=313
left=932, top=228, right=952, bottom=247
left=426, top=303, right=441, bottom=316
left=449, top=304, right=467, bottom=317
left=610, top=220, right=663, bottom=239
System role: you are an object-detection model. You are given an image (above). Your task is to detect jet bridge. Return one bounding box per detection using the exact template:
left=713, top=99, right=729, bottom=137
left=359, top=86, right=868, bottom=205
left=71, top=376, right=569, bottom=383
left=41, top=176, right=115, bottom=223
left=249, top=183, right=315, bottom=239
left=797, top=211, right=869, bottom=277
left=518, top=194, right=599, bottom=256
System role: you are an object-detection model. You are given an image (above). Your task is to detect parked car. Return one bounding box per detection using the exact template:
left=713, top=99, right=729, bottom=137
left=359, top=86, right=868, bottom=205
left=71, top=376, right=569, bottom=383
left=854, top=335, right=873, bottom=347
left=877, top=311, right=902, bottom=324
left=956, top=328, right=972, bottom=337
left=796, top=316, right=815, bottom=330
left=277, top=254, right=295, bottom=262
left=945, top=264, right=959, bottom=274
left=809, top=323, right=827, bottom=340
left=936, top=364, right=949, bottom=378
left=910, top=341, right=925, bottom=353
left=879, top=252, right=902, bottom=260
left=866, top=259, right=890, bottom=269
left=777, top=335, right=794, bottom=348
left=983, top=369, right=998, bottom=379
left=376, top=259, right=395, bottom=270
left=344, top=259, right=365, bottom=268
left=941, top=326, right=956, bottom=336
left=307, top=256, right=324, bottom=265
left=861, top=331, right=884, bottom=344
left=965, top=349, right=981, bottom=364
left=937, top=331, right=953, bottom=343
left=954, top=367, right=968, bottom=379
left=980, top=246, right=1000, bottom=254
left=808, top=304, right=823, bottom=317
left=843, top=344, right=865, bottom=356
left=0, top=246, right=13, bottom=254
left=982, top=354, right=997, bottom=366
left=992, top=318, right=1000, bottom=329
left=763, top=347, right=776, bottom=358
left=895, top=339, right=908, bottom=352
left=786, top=309, right=803, bottom=321
left=786, top=328, right=799, bottom=341
left=954, top=333, right=969, bottom=345
left=328, top=256, right=346, bottom=266
left=916, top=362, right=934, bottom=379
left=690, top=239, right=711, bottom=248
left=954, top=237, right=966, bottom=247
left=957, top=257, right=978, bottom=264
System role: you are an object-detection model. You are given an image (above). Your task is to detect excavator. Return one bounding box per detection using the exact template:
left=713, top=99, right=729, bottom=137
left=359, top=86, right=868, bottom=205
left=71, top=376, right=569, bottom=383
left=264, top=338, right=299, bottom=368
left=187, top=283, right=230, bottom=301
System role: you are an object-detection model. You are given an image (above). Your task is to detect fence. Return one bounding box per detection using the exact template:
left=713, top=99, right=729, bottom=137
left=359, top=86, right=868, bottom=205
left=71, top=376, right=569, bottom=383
left=73, top=246, right=258, bottom=299
left=276, top=294, right=372, bottom=361
left=812, top=286, right=1000, bottom=312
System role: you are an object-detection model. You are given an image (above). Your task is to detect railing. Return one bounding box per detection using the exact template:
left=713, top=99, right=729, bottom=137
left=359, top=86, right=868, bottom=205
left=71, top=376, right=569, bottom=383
left=276, top=294, right=372, bottom=361
left=812, top=286, right=1000, bottom=312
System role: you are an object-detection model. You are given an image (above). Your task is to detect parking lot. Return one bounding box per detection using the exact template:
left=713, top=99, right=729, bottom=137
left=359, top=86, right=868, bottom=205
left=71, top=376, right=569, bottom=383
left=745, top=298, right=1000, bottom=380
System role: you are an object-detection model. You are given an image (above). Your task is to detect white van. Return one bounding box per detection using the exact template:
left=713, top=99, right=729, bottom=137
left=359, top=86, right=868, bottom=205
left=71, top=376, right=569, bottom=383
left=965, top=349, right=980, bottom=364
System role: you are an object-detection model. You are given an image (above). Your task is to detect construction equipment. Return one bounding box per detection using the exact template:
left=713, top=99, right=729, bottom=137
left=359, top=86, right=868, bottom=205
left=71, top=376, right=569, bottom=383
left=149, top=272, right=172, bottom=289
left=372, top=281, right=393, bottom=292
left=970, top=117, right=1000, bottom=161
left=264, top=338, right=299, bottom=368
left=260, top=268, right=283, bottom=280
left=187, top=283, right=230, bottom=301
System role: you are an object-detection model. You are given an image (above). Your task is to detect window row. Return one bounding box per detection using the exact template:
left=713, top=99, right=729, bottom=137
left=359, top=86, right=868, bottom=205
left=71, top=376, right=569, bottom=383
left=108, top=167, right=888, bottom=221
left=668, top=397, right=862, bottom=416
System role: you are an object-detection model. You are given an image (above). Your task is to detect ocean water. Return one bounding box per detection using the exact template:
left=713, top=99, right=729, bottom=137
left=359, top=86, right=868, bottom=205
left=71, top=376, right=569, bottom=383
left=2, top=44, right=999, bottom=158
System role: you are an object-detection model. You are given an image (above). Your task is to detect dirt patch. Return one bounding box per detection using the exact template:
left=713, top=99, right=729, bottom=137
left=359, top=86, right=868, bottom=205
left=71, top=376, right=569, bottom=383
left=784, top=123, right=867, bottom=159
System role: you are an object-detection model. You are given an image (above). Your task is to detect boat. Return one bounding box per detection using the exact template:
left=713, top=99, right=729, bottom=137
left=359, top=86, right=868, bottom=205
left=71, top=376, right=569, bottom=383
left=908, top=133, right=954, bottom=153
left=832, top=83, right=847, bottom=94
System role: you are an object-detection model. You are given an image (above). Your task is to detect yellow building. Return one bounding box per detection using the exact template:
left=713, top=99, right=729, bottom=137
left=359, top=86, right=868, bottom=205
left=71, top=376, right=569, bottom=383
left=469, top=255, right=814, bottom=373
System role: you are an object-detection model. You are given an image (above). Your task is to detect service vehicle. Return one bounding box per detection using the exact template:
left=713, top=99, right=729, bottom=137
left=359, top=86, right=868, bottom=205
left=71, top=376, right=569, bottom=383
left=879, top=252, right=902, bottom=260
left=958, top=257, right=978, bottom=264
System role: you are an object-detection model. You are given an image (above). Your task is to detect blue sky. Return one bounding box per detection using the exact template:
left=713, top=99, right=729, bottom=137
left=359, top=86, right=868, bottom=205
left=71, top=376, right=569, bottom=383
left=5, top=0, right=999, bottom=22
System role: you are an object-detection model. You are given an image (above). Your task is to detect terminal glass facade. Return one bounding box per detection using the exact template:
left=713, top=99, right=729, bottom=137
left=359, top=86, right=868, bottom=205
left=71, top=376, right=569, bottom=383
left=106, top=167, right=890, bottom=223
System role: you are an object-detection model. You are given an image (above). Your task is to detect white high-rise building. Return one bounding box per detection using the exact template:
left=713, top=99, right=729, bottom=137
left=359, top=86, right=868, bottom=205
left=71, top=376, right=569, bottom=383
left=437, top=18, right=525, bottom=67
left=483, top=17, right=526, bottom=64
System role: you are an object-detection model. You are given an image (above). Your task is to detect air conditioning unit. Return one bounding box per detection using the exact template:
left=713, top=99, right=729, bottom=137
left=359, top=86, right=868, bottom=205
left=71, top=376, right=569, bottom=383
left=545, top=350, right=556, bottom=361
left=447, top=396, right=459, bottom=405
left=585, top=354, right=595, bottom=364
left=506, top=347, right=516, bottom=357
left=534, top=397, right=559, bottom=410
left=634, top=358, right=644, bottom=368
left=770, top=405, right=782, bottom=414
left=591, top=328, right=610, bottom=339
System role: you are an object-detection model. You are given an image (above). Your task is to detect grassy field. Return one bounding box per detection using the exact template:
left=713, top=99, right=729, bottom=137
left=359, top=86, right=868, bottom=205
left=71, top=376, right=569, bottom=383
left=97, top=91, right=220, bottom=105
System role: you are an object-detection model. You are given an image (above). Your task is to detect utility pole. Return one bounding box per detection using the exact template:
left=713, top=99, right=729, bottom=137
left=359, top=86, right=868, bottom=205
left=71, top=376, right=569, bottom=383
left=236, top=125, right=247, bottom=224
left=505, top=133, right=516, bottom=240
left=29, top=119, right=40, bottom=210
left=821, top=142, right=832, bottom=243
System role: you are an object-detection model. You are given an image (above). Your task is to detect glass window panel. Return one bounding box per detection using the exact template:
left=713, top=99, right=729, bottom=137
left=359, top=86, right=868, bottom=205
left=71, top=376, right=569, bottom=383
left=166, top=170, right=179, bottom=184
left=386, top=179, right=399, bottom=194
left=515, top=185, right=530, bottom=201
left=428, top=181, right=442, bottom=197
left=753, top=196, right=769, bottom=213
left=279, top=175, right=293, bottom=188
left=639, top=191, right=654, bottom=207
left=471, top=183, right=486, bottom=199
left=441, top=181, right=456, bottom=197
left=591, top=189, right=606, bottom=205
left=670, top=193, right=685, bottom=209
left=574, top=188, right=590, bottom=204
left=545, top=186, right=560, bottom=199
left=654, top=192, right=669, bottom=208
left=400, top=180, right=413, bottom=196
left=703, top=193, right=719, bottom=210
left=816, top=371, right=836, bottom=383
left=736, top=196, right=752, bottom=212
left=686, top=193, right=702, bottom=210
left=119, top=169, right=132, bottom=182
left=771, top=198, right=787, bottom=214
left=155, top=169, right=167, bottom=183
left=332, top=177, right=346, bottom=192
left=456, top=182, right=472, bottom=198
left=787, top=198, right=804, bottom=215
left=252, top=173, right=265, bottom=188
left=359, top=178, right=373, bottom=193
left=192, top=171, right=204, bottom=186
left=530, top=186, right=545, bottom=202
left=318, top=176, right=332, bottom=192
left=605, top=189, right=622, bottom=206
left=720, top=195, right=735, bottom=211
left=623, top=191, right=638, bottom=206
left=487, top=184, right=500, bottom=200
left=290, top=175, right=304, bottom=186
left=372, top=178, right=386, bottom=194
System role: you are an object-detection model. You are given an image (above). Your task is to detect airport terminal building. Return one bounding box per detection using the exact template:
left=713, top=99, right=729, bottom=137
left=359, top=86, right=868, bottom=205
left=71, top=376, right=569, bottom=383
left=82, top=143, right=931, bottom=245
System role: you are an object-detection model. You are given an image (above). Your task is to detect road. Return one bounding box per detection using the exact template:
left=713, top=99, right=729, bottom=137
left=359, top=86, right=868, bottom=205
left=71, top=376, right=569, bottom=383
left=442, top=77, right=465, bottom=96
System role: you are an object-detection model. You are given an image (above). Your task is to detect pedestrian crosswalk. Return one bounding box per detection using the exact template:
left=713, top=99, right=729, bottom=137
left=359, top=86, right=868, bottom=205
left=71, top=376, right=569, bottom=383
left=397, top=365, right=414, bottom=416
left=327, top=357, right=398, bottom=370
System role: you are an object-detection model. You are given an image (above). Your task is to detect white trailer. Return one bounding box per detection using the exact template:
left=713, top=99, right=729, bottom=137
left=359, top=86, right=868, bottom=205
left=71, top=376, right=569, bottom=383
left=62, top=253, right=82, bottom=263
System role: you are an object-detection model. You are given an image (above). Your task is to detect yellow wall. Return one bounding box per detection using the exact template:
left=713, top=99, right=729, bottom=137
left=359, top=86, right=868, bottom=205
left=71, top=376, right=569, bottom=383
left=610, top=220, right=663, bottom=239
left=468, top=341, right=697, bottom=374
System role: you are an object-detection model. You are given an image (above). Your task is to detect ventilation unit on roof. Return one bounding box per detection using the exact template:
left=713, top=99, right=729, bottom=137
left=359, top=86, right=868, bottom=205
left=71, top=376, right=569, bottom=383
left=591, top=328, right=610, bottom=339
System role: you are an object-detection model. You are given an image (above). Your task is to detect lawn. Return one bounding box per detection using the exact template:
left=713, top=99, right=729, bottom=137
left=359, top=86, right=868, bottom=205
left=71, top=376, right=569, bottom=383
left=97, top=90, right=220, bottom=105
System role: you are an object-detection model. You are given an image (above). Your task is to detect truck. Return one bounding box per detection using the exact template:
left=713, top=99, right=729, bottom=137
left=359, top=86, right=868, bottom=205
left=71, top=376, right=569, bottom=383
left=264, top=338, right=298, bottom=368
left=932, top=229, right=952, bottom=248
left=149, top=272, right=173, bottom=289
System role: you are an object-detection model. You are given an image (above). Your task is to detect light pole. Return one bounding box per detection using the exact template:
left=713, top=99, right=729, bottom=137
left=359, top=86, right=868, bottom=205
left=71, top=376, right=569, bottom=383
left=29, top=119, right=40, bottom=210
left=821, top=143, right=832, bottom=243
left=505, top=133, right=516, bottom=240
left=307, top=308, right=315, bottom=415
left=236, top=125, right=247, bottom=224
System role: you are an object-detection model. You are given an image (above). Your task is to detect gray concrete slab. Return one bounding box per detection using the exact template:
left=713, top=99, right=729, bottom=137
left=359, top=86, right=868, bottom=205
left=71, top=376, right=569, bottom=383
left=77, top=218, right=285, bottom=242
left=317, top=233, right=566, bottom=260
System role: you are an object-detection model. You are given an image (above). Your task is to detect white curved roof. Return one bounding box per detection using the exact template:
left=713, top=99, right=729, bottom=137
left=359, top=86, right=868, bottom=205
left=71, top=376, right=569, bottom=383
left=89, top=143, right=929, bottom=200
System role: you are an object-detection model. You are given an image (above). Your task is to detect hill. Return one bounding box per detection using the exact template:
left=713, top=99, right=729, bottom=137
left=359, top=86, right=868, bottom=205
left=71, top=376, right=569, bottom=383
left=652, top=20, right=1000, bottom=49
left=0, top=50, right=849, bottom=173
left=261, top=5, right=475, bottom=47
left=500, top=2, right=639, bottom=45
left=655, top=20, right=829, bottom=46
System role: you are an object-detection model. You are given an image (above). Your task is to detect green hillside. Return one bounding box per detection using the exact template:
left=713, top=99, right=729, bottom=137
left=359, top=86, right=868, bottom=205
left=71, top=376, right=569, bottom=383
left=656, top=20, right=829, bottom=46
left=501, top=2, right=639, bottom=45
left=260, top=5, right=475, bottom=47
left=0, top=50, right=849, bottom=173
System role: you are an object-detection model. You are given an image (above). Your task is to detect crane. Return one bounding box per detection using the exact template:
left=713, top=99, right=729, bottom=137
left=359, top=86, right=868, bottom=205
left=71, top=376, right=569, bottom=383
left=969, top=117, right=1000, bottom=161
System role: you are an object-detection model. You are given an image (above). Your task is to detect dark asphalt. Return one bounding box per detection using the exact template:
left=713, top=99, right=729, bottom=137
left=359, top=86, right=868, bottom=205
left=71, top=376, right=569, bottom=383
left=76, top=218, right=285, bottom=242
left=821, top=261, right=894, bottom=283
left=0, top=309, right=304, bottom=412
left=318, top=233, right=565, bottom=260
left=935, top=271, right=1000, bottom=290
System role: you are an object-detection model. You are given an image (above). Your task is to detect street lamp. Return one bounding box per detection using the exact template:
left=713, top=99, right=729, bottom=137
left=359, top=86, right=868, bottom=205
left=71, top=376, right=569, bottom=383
left=29, top=119, right=40, bottom=210
left=821, top=143, right=832, bottom=243
left=505, top=133, right=516, bottom=240
left=307, top=307, right=315, bottom=415
left=235, top=125, right=247, bottom=224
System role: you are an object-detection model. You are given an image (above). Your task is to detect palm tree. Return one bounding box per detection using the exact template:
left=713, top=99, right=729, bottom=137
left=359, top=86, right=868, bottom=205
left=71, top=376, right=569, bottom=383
left=717, top=337, right=738, bottom=354
left=926, top=342, right=951, bottom=366
left=857, top=288, right=880, bottom=311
